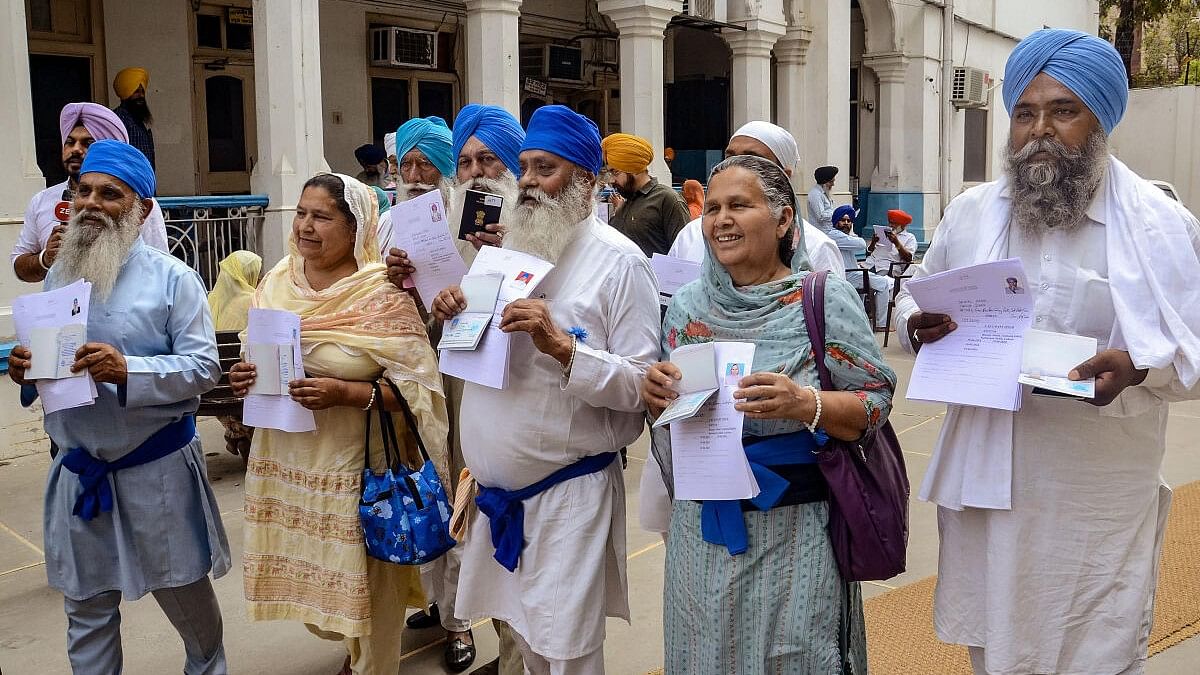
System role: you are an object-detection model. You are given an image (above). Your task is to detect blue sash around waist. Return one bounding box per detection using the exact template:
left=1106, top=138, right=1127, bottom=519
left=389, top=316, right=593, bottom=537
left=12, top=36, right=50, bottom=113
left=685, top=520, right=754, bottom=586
left=701, top=430, right=820, bottom=556
left=476, top=451, right=618, bottom=572
left=60, top=415, right=197, bottom=521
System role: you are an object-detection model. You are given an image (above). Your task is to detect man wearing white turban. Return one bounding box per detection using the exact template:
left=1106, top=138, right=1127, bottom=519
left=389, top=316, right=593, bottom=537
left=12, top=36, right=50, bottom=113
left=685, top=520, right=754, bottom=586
left=667, top=122, right=845, bottom=279
left=897, top=29, right=1200, bottom=675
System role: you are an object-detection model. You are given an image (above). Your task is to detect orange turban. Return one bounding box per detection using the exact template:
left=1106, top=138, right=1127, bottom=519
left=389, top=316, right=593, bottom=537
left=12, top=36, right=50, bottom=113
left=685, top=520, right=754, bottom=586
left=113, top=67, right=149, bottom=100
left=886, top=209, right=913, bottom=226
left=601, top=133, right=654, bottom=174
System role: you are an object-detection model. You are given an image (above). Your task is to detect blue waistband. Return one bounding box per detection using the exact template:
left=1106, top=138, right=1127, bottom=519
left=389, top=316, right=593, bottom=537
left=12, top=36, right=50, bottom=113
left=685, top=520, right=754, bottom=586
left=60, top=415, right=197, bottom=521
left=476, top=451, right=618, bottom=572
left=701, top=430, right=821, bottom=556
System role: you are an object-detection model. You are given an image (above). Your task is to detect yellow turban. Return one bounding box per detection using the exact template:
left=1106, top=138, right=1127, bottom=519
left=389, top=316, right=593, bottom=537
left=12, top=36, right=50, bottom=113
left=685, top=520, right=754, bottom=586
left=601, top=133, right=653, bottom=174
left=113, top=67, right=149, bottom=100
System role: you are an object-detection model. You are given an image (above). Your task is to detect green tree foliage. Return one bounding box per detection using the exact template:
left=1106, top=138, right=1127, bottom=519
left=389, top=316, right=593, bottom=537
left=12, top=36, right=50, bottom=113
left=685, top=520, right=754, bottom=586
left=1101, top=0, right=1200, bottom=87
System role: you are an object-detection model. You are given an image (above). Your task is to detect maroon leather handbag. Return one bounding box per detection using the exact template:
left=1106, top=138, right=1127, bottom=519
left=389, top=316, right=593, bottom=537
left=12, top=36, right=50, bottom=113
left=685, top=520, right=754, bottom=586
left=800, top=270, right=910, bottom=582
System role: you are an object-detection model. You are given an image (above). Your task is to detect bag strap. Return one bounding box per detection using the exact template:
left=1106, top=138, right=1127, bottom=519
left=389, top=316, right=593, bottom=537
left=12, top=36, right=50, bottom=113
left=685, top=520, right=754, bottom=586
left=800, top=271, right=835, bottom=391
left=364, top=381, right=402, bottom=471
left=378, top=377, right=433, bottom=466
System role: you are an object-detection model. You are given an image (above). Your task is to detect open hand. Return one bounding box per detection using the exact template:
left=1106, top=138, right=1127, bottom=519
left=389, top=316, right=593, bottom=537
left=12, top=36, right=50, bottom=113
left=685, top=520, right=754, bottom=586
left=1069, top=349, right=1148, bottom=407
left=907, top=312, right=957, bottom=351
left=229, top=361, right=256, bottom=397
left=72, top=343, right=127, bottom=385
left=8, top=345, right=31, bottom=385
left=733, top=372, right=816, bottom=422
left=288, top=377, right=347, bottom=410
left=641, top=362, right=683, bottom=418
left=432, top=286, right=467, bottom=321
left=500, top=299, right=573, bottom=366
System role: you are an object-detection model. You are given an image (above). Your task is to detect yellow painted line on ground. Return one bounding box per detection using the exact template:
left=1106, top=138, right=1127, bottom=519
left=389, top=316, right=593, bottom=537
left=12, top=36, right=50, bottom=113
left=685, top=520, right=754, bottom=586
left=0, top=560, right=46, bottom=578
left=628, top=540, right=664, bottom=562
left=865, top=580, right=898, bottom=591
left=626, top=454, right=646, bottom=464
left=398, top=617, right=494, bottom=662
left=0, top=519, right=44, bottom=557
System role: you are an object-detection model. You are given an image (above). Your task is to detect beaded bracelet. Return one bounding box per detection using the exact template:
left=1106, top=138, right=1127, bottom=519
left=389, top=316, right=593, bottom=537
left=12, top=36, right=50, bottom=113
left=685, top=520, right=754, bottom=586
left=802, top=384, right=823, bottom=433
left=561, top=335, right=578, bottom=379
left=362, top=382, right=378, bottom=410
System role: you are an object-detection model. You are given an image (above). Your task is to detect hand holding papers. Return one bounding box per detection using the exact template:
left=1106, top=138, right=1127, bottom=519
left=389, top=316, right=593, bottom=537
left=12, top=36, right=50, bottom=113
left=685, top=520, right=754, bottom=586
left=1019, top=329, right=1097, bottom=399
left=437, top=273, right=503, bottom=351
left=242, top=308, right=316, bottom=432
left=388, top=190, right=468, bottom=311
left=652, top=343, right=721, bottom=428
left=13, top=279, right=98, bottom=413
left=650, top=253, right=702, bottom=306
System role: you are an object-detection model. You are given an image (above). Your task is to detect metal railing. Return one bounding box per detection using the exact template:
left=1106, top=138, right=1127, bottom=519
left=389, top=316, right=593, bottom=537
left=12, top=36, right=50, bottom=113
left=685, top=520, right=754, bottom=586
left=157, top=195, right=268, bottom=290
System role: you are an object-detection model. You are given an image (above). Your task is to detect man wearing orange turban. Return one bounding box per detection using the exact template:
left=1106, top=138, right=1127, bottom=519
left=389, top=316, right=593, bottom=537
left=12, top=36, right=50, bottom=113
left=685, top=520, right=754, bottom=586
left=600, top=132, right=690, bottom=256
left=866, top=208, right=917, bottom=275
left=112, top=67, right=156, bottom=168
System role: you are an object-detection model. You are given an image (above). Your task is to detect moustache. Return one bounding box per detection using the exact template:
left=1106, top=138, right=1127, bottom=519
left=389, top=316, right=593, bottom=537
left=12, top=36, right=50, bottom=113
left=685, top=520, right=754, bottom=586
left=1013, top=137, right=1082, bottom=165
left=517, top=188, right=554, bottom=207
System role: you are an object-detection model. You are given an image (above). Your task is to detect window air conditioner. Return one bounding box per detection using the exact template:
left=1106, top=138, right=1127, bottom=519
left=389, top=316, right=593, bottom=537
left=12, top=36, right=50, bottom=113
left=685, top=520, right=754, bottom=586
left=951, top=66, right=990, bottom=109
left=370, top=27, right=437, bottom=69
left=521, top=44, right=583, bottom=82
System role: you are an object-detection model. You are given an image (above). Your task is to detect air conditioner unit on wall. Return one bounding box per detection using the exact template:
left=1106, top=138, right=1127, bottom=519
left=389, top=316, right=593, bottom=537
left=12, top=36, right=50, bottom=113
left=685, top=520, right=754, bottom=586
left=520, top=44, right=583, bottom=82
left=951, top=66, right=990, bottom=109
left=370, top=27, right=437, bottom=69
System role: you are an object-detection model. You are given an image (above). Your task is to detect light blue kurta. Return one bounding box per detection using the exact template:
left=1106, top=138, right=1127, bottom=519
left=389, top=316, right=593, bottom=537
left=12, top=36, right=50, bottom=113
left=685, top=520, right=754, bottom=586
left=35, top=239, right=230, bottom=601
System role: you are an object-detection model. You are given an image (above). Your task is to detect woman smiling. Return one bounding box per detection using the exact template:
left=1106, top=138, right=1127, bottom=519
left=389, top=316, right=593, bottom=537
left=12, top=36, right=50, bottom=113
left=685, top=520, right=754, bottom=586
left=641, top=155, right=896, bottom=673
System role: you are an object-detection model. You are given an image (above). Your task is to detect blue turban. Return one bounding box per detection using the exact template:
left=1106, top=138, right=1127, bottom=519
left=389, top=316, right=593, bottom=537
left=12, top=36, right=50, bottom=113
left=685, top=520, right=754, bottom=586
left=79, top=139, right=155, bottom=198
left=1002, top=28, right=1128, bottom=134
left=453, top=104, right=525, bottom=176
left=520, top=105, right=602, bottom=175
left=394, top=116, right=455, bottom=179
left=832, top=205, right=856, bottom=227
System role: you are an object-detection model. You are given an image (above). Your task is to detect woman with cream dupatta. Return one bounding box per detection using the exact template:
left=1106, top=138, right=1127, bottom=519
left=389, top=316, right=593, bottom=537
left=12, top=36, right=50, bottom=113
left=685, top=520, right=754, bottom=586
left=230, top=173, right=449, bottom=675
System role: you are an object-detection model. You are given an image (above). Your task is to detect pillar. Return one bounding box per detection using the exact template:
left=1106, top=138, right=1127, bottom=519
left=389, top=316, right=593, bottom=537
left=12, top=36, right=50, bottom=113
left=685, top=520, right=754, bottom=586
left=464, top=0, right=522, bottom=116
left=861, top=53, right=909, bottom=190
left=251, top=0, right=329, bottom=268
left=724, top=21, right=785, bottom=130
left=597, top=0, right=679, bottom=183
left=796, top=0, right=851, bottom=199
left=774, top=25, right=812, bottom=194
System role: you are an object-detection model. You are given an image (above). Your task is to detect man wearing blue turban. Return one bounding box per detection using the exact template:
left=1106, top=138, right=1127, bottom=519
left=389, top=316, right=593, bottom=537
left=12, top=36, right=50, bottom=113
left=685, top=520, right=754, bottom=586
left=8, top=138, right=229, bottom=673
left=895, top=28, right=1200, bottom=675
left=393, top=116, right=456, bottom=203
left=432, top=104, right=660, bottom=674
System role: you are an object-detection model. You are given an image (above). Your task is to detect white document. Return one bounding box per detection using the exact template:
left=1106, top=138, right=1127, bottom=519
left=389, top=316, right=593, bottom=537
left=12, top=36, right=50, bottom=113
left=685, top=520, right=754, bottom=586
left=650, top=253, right=702, bottom=305
left=597, top=202, right=610, bottom=224
left=904, top=259, right=1033, bottom=411
left=653, top=342, right=720, bottom=428
left=669, top=341, right=760, bottom=501
left=438, top=247, right=554, bottom=389
left=388, top=190, right=469, bottom=311
left=1019, top=329, right=1097, bottom=399
left=438, top=272, right=504, bottom=351
left=243, top=308, right=316, bottom=432
left=12, top=279, right=99, bottom=414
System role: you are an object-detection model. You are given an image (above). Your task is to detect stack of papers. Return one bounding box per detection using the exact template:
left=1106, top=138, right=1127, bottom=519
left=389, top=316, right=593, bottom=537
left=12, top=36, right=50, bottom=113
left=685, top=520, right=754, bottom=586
left=438, top=247, right=554, bottom=389
left=905, top=259, right=1095, bottom=410
left=667, top=341, right=761, bottom=502
left=242, top=308, right=316, bottom=432
left=437, top=273, right=503, bottom=351
left=13, top=279, right=98, bottom=413
left=650, top=253, right=702, bottom=306
left=388, top=190, right=469, bottom=310
left=1019, top=329, right=1097, bottom=398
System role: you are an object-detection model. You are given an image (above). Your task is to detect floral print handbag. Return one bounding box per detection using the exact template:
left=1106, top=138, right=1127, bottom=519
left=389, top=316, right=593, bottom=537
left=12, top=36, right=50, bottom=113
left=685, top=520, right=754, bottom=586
left=359, top=379, right=455, bottom=565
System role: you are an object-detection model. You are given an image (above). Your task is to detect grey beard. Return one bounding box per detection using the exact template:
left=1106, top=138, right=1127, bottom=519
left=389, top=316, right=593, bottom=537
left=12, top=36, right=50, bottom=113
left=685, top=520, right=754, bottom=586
left=55, top=203, right=144, bottom=301
left=1005, top=129, right=1108, bottom=237
left=396, top=178, right=455, bottom=207
left=504, top=174, right=595, bottom=263
left=449, top=171, right=520, bottom=236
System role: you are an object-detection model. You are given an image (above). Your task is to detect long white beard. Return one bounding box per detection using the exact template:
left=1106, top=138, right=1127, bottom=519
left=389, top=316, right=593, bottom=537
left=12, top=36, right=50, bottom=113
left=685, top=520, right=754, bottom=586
left=1005, top=129, right=1108, bottom=237
left=503, top=174, right=594, bottom=263
left=55, top=203, right=144, bottom=300
left=448, top=171, right=520, bottom=236
left=396, top=177, right=455, bottom=208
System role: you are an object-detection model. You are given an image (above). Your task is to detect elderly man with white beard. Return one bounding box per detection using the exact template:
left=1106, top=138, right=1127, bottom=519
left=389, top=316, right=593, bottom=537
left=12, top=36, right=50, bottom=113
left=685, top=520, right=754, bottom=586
left=375, top=116, right=458, bottom=255
left=7, top=140, right=229, bottom=674
left=896, top=30, right=1200, bottom=675
left=432, top=105, right=659, bottom=674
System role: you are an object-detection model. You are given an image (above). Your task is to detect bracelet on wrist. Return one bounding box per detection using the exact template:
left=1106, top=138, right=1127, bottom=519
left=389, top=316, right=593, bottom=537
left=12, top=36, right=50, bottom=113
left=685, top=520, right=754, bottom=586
left=362, top=382, right=378, bottom=410
left=38, top=249, right=51, bottom=271
left=561, top=335, right=578, bottom=379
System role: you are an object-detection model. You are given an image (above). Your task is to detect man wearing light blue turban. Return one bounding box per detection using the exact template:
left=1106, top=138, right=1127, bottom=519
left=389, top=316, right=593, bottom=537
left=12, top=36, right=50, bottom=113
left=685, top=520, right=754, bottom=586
left=393, top=116, right=456, bottom=203
left=897, top=27, right=1200, bottom=675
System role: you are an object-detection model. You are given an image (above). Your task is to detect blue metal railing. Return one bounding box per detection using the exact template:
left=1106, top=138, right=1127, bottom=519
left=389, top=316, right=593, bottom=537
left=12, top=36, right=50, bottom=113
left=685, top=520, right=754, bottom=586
left=159, top=195, right=268, bottom=290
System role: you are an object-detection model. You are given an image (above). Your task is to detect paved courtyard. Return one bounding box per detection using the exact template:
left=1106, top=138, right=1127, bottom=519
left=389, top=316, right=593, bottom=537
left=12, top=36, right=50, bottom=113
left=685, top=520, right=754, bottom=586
left=2, top=338, right=1198, bottom=674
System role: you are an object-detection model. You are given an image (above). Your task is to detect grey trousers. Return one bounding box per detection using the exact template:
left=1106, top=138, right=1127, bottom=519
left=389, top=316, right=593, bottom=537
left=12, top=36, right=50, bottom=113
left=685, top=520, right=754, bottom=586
left=968, top=646, right=1145, bottom=675
left=63, top=576, right=226, bottom=675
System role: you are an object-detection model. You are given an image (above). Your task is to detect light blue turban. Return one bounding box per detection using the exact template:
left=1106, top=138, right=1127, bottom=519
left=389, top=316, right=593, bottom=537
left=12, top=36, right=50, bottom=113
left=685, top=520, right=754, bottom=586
left=79, top=139, right=155, bottom=198
left=370, top=185, right=390, bottom=216
left=394, top=116, right=455, bottom=178
left=520, top=105, right=602, bottom=175
left=1002, top=28, right=1128, bottom=134
left=453, top=104, right=525, bottom=176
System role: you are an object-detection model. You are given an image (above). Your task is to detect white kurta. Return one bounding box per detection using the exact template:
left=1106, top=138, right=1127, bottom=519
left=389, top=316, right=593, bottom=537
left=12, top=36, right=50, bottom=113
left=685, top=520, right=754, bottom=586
left=668, top=215, right=846, bottom=278
left=895, top=174, right=1200, bottom=675
left=454, top=216, right=661, bottom=660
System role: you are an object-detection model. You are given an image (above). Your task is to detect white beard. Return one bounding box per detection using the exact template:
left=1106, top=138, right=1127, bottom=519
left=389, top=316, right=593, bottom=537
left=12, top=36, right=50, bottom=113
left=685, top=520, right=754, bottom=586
left=503, top=174, right=595, bottom=264
left=448, top=171, right=521, bottom=237
left=54, top=202, right=144, bottom=301
left=395, top=177, right=455, bottom=208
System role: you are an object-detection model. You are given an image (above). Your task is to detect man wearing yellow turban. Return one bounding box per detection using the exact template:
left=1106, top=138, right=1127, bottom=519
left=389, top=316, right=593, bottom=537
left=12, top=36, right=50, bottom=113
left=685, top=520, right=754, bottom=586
left=601, top=132, right=690, bottom=256
left=112, top=67, right=156, bottom=168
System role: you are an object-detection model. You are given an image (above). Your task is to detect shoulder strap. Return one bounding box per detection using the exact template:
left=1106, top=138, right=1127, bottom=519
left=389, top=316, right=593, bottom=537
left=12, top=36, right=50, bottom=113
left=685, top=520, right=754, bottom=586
left=800, top=271, right=835, bottom=391
left=378, top=377, right=432, bottom=466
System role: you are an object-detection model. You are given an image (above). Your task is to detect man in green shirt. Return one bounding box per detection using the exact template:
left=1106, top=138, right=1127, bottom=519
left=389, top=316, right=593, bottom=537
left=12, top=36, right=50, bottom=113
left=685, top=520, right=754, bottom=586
left=601, top=132, right=691, bottom=256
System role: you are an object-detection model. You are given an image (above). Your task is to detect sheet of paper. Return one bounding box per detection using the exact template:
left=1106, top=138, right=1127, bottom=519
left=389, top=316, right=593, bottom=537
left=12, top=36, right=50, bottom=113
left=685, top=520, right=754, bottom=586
left=244, top=309, right=315, bottom=432
left=388, top=190, right=469, bottom=311
left=1018, top=329, right=1097, bottom=398
left=650, top=254, right=702, bottom=303
left=459, top=272, right=505, bottom=313
left=12, top=279, right=98, bottom=413
left=27, top=326, right=62, bottom=380
left=597, top=202, right=610, bottom=224
left=652, top=343, right=721, bottom=428
left=904, top=259, right=1033, bottom=411
left=246, top=343, right=282, bottom=395
left=669, top=342, right=760, bottom=501
left=438, top=323, right=511, bottom=389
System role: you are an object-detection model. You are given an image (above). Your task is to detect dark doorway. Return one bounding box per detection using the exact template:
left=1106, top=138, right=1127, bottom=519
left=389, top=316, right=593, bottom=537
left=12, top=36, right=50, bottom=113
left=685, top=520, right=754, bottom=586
left=29, top=53, right=93, bottom=187
left=417, top=81, right=453, bottom=121
left=371, top=77, right=411, bottom=146
left=205, top=76, right=247, bottom=173
left=665, top=77, right=729, bottom=182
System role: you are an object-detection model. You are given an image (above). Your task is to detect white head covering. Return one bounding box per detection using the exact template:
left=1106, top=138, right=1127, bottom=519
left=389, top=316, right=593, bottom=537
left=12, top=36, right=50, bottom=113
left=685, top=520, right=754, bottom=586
left=384, top=132, right=397, bottom=159
left=730, top=121, right=799, bottom=172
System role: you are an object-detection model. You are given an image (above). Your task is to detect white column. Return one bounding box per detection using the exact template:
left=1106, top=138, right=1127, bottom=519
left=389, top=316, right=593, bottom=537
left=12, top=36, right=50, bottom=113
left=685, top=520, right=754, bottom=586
left=796, top=0, right=851, bottom=197
left=774, top=25, right=812, bottom=193
left=251, top=0, right=329, bottom=268
left=597, top=0, right=680, bottom=183
left=464, top=0, right=522, bottom=116
left=724, top=22, right=785, bottom=130
left=861, top=53, right=909, bottom=190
